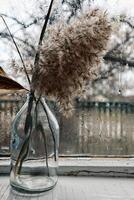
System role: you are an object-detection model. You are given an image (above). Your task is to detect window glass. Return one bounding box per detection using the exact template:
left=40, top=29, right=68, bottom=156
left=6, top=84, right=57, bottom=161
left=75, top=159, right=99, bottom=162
left=0, top=0, right=134, bottom=158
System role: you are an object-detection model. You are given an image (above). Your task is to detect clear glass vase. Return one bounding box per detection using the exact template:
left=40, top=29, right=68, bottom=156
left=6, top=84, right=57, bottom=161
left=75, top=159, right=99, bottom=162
left=10, top=92, right=59, bottom=194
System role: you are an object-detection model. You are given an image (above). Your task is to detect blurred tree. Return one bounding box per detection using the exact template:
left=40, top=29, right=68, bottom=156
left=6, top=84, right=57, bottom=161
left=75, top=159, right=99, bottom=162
left=0, top=0, right=134, bottom=98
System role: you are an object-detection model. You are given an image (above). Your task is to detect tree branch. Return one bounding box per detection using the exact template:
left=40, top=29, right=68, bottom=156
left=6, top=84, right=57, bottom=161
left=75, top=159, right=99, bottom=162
left=120, top=19, right=134, bottom=29
left=104, top=54, right=134, bottom=67
left=0, top=32, right=35, bottom=55
left=1, top=13, right=44, bottom=29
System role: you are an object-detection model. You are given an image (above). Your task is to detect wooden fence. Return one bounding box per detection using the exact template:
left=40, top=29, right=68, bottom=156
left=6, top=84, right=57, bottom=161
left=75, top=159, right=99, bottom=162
left=0, top=100, right=23, bottom=155
left=0, top=100, right=134, bottom=156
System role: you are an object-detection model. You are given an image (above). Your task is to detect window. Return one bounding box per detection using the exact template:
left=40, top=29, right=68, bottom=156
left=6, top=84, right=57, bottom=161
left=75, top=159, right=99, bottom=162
left=0, top=0, right=134, bottom=178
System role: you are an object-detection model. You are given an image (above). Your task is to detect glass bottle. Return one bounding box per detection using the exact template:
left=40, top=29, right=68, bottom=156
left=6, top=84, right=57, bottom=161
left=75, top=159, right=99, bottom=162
left=10, top=92, right=59, bottom=194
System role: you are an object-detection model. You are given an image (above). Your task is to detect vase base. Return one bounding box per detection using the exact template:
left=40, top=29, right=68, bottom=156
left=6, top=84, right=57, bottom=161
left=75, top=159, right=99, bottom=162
left=10, top=175, right=57, bottom=194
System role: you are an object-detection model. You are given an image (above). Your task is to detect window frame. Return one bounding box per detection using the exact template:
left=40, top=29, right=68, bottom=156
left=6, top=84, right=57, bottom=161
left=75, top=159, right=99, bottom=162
left=1, top=156, right=134, bottom=177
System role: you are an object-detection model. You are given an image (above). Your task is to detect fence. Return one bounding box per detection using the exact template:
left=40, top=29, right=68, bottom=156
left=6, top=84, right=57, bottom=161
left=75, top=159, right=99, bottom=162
left=0, top=99, right=134, bottom=156
left=0, top=100, right=23, bottom=155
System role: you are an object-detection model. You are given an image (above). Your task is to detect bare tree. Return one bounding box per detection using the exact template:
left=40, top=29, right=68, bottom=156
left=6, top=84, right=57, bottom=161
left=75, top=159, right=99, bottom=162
left=0, top=0, right=134, bottom=98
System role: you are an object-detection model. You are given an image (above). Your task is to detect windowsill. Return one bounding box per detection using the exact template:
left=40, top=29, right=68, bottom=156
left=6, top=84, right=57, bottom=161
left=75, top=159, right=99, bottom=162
left=1, top=157, right=134, bottom=177
left=1, top=176, right=134, bottom=199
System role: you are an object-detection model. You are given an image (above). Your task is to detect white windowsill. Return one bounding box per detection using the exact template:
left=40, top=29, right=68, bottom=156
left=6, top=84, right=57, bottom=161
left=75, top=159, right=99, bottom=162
left=1, top=176, right=134, bottom=199
left=1, top=157, right=134, bottom=177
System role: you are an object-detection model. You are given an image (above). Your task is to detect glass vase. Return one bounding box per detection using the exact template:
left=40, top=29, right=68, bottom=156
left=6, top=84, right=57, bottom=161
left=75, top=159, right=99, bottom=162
left=10, top=92, right=59, bottom=194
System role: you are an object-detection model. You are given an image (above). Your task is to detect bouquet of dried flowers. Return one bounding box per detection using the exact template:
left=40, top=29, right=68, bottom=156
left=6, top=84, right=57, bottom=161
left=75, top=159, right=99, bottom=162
left=0, top=1, right=111, bottom=176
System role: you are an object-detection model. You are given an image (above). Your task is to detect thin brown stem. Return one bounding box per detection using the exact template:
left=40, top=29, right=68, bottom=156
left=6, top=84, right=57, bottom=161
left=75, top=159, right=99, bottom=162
left=40, top=100, right=57, bottom=161
left=33, top=0, right=55, bottom=70
left=14, top=92, right=34, bottom=175
left=37, top=122, right=50, bottom=177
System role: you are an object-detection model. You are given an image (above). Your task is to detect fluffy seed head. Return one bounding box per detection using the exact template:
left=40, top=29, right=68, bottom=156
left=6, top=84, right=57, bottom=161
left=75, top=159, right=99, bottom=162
left=32, top=8, right=112, bottom=117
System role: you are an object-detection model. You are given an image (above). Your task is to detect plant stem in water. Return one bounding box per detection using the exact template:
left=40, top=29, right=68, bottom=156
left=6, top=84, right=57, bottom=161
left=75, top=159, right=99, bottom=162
left=37, top=122, right=50, bottom=177
left=40, top=100, right=57, bottom=161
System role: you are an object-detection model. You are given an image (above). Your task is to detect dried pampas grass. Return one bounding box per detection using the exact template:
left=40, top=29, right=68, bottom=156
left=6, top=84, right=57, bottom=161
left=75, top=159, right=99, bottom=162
left=32, top=8, right=112, bottom=116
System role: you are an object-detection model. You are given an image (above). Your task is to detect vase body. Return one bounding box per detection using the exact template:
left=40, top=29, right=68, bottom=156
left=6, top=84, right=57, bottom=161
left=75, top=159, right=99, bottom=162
left=10, top=93, right=59, bottom=194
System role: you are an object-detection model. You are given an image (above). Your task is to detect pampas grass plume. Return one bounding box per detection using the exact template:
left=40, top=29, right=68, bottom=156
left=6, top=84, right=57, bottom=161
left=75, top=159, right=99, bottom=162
left=32, top=8, right=112, bottom=117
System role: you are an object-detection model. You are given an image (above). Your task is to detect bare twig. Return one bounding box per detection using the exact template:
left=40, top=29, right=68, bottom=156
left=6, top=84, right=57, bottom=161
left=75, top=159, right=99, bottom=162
left=0, top=32, right=35, bottom=53
left=106, top=31, right=131, bottom=56
left=0, top=15, right=31, bottom=85
left=120, top=19, right=134, bottom=29
left=1, top=13, right=44, bottom=29
left=104, top=54, right=134, bottom=67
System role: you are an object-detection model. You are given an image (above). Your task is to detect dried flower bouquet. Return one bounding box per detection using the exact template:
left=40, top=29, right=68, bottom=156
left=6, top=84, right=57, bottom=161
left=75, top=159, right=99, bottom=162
left=0, top=0, right=112, bottom=182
